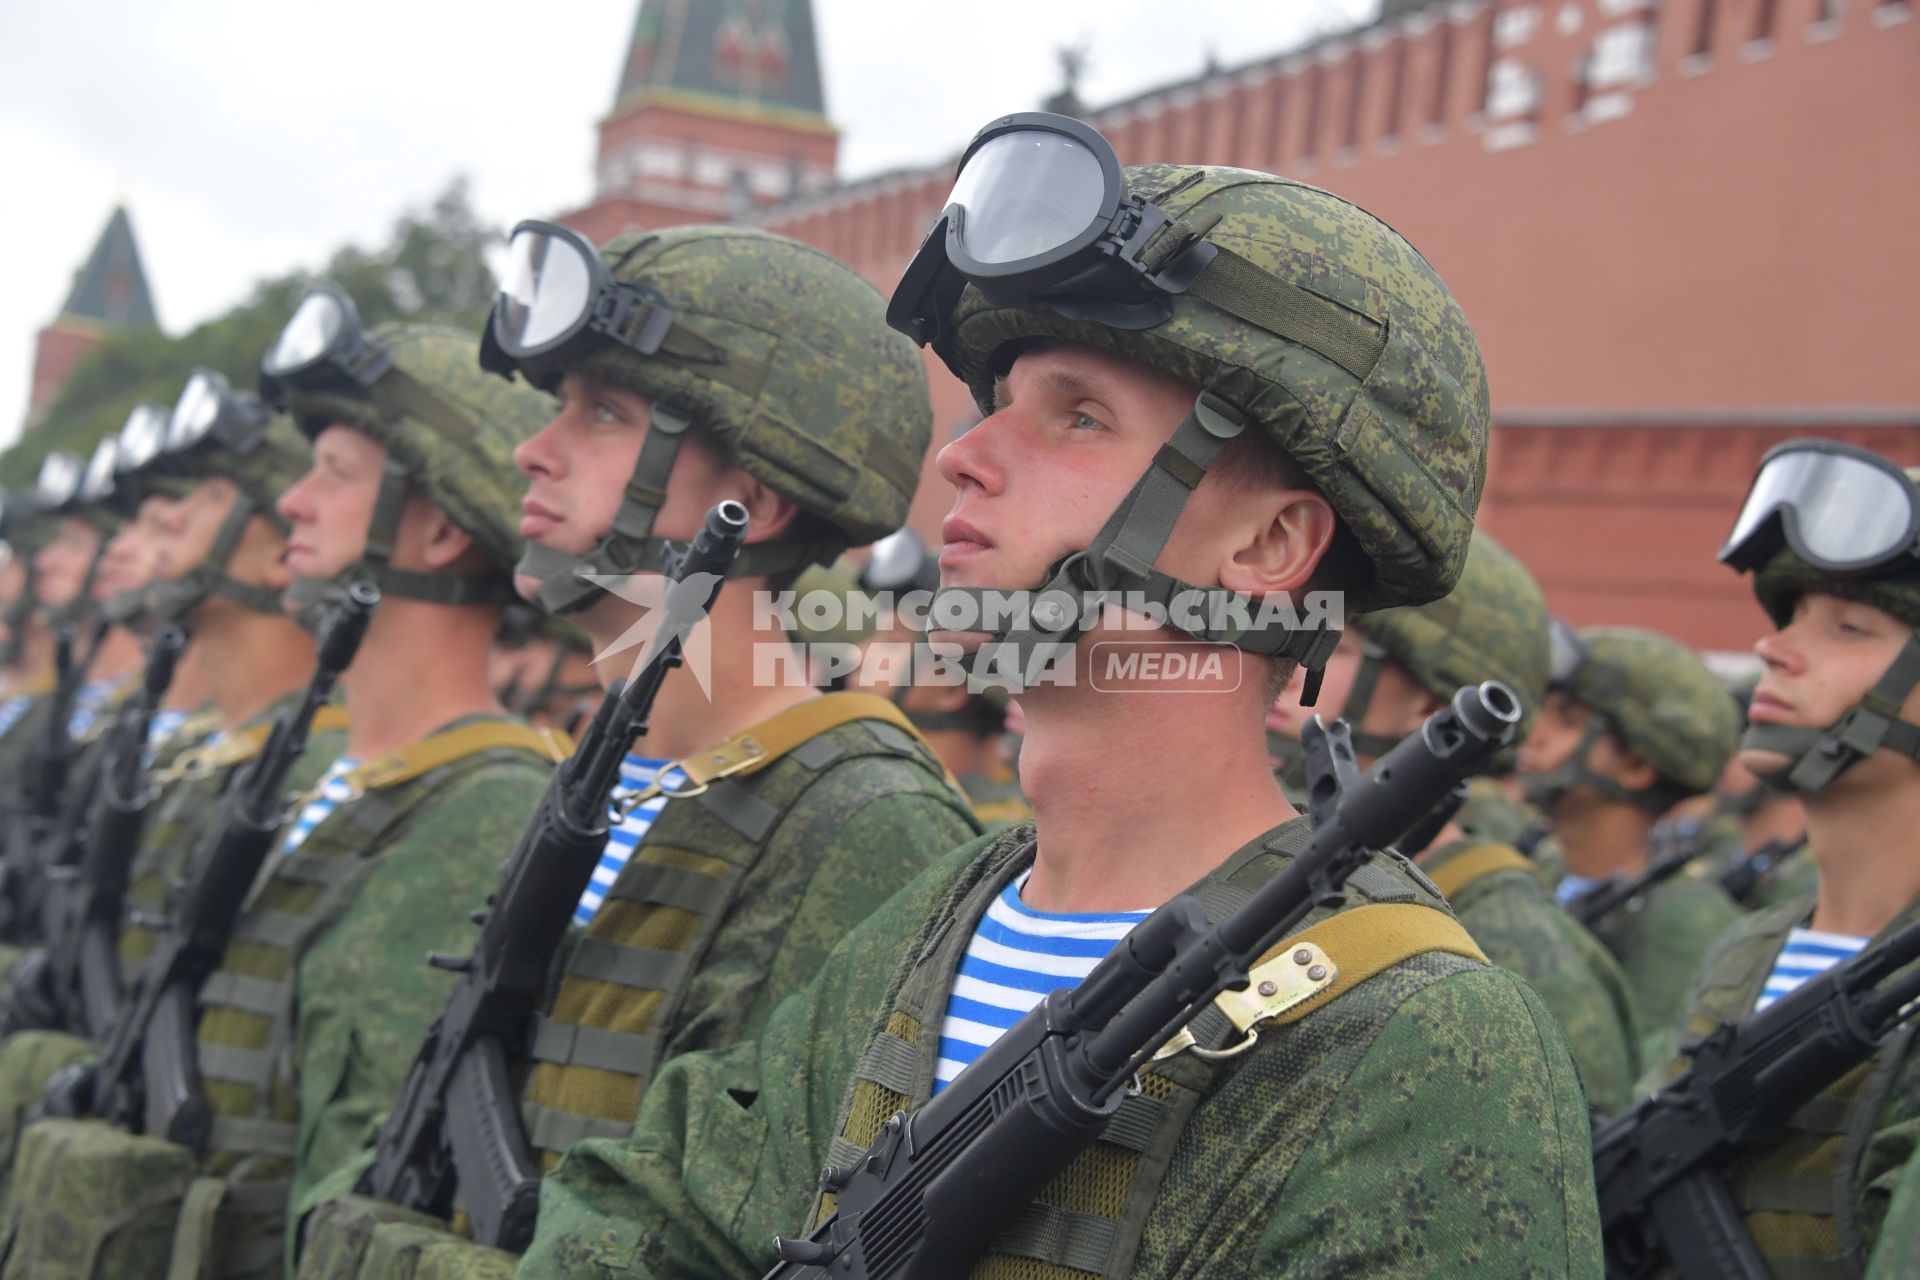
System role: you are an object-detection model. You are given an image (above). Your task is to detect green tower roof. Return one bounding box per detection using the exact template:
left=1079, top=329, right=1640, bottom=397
left=58, top=206, right=157, bottom=330
left=614, top=0, right=829, bottom=128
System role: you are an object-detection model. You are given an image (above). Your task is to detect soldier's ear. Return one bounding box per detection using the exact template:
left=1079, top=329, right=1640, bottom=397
left=731, top=474, right=800, bottom=545
left=1611, top=740, right=1661, bottom=792
left=407, top=496, right=481, bottom=574
left=1217, top=487, right=1336, bottom=600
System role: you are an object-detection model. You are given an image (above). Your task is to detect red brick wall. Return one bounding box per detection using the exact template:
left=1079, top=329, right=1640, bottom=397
left=27, top=321, right=102, bottom=427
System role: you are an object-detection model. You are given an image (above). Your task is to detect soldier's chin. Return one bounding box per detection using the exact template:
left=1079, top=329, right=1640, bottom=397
left=926, top=626, right=990, bottom=653
left=512, top=571, right=542, bottom=603
left=1736, top=745, right=1793, bottom=778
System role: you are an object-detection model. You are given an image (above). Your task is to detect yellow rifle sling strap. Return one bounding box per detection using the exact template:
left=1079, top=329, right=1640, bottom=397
left=627, top=691, right=951, bottom=805
left=1158, top=903, right=1487, bottom=1062
left=1422, top=843, right=1538, bottom=903
left=346, top=720, right=573, bottom=794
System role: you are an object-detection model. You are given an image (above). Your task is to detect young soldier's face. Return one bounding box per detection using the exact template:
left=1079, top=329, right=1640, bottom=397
left=1744, top=591, right=1920, bottom=783
left=147, top=480, right=239, bottom=581
left=32, top=518, right=102, bottom=609
left=277, top=425, right=386, bottom=581
left=512, top=372, right=737, bottom=603
left=935, top=343, right=1232, bottom=596
left=94, top=510, right=163, bottom=600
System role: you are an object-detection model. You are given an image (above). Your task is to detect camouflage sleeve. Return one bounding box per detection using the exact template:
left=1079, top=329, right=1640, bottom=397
left=1240, top=967, right=1602, bottom=1277
left=516, top=842, right=986, bottom=1280
left=1866, top=1151, right=1920, bottom=1279
left=732, top=769, right=978, bottom=1036
left=1853, top=1055, right=1920, bottom=1263
left=1620, top=879, right=1745, bottom=1048
left=288, top=759, right=554, bottom=1226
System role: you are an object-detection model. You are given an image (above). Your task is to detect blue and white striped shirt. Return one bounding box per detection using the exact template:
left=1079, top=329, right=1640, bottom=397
left=0, top=693, right=35, bottom=740
left=573, top=755, right=673, bottom=928
left=282, top=757, right=361, bottom=856
left=68, top=678, right=117, bottom=739
left=147, top=708, right=189, bottom=749
left=1754, top=926, right=1867, bottom=1013
left=933, top=872, right=1151, bottom=1093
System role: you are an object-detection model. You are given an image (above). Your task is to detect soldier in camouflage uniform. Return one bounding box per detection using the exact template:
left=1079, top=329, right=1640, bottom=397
left=293, top=225, right=978, bottom=1278
left=1517, top=626, right=1744, bottom=1041
left=0, top=301, right=571, bottom=1280
left=1269, top=531, right=1642, bottom=1112
left=1644, top=447, right=1920, bottom=1276
left=0, top=374, right=352, bottom=1190
left=488, top=604, right=599, bottom=733
left=516, top=121, right=1599, bottom=1278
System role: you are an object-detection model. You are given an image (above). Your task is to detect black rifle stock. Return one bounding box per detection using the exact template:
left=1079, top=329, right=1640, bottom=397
left=1592, top=916, right=1920, bottom=1279
left=48, top=624, right=189, bottom=1038
left=38, top=584, right=377, bottom=1148
left=350, top=500, right=749, bottom=1256
left=762, top=681, right=1522, bottom=1280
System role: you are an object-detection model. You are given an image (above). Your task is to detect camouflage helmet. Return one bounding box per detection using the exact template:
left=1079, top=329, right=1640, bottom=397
left=491, top=224, right=931, bottom=615
left=1562, top=627, right=1740, bottom=798
left=280, top=323, right=552, bottom=604
left=139, top=373, right=315, bottom=622
left=941, top=164, right=1489, bottom=615
left=1349, top=531, right=1549, bottom=758
left=1734, top=465, right=1920, bottom=794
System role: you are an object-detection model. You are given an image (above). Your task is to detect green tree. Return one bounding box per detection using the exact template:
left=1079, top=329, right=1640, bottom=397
left=3, top=177, right=501, bottom=487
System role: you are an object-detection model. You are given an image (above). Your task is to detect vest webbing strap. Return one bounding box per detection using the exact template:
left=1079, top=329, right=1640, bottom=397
left=623, top=692, right=952, bottom=806
left=344, top=719, right=570, bottom=793
left=521, top=1099, right=630, bottom=1155
left=155, top=704, right=351, bottom=783
left=1423, top=843, right=1538, bottom=903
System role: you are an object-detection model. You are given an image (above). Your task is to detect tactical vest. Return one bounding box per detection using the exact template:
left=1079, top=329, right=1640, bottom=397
left=954, top=762, right=1033, bottom=831
left=119, top=707, right=352, bottom=974
left=518, top=693, right=966, bottom=1165
left=812, top=822, right=1485, bottom=1279
left=189, top=716, right=566, bottom=1279
left=1670, top=899, right=1920, bottom=1280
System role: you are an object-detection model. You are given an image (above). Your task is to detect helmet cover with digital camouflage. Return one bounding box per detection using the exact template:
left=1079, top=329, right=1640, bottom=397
left=896, top=114, right=1489, bottom=697
left=268, top=302, right=551, bottom=610
left=138, top=369, right=315, bottom=623
left=483, top=222, right=932, bottom=615
left=1342, top=530, right=1548, bottom=760
left=1731, top=455, right=1920, bottom=793
left=1525, top=626, right=1740, bottom=812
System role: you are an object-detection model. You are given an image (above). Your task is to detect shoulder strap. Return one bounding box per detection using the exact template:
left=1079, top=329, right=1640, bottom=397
left=630, top=692, right=953, bottom=804
left=1158, top=902, right=1487, bottom=1061
left=346, top=719, right=572, bottom=793
left=1424, top=843, right=1537, bottom=902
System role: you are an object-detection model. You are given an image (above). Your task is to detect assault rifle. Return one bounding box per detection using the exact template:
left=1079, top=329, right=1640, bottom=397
left=1718, top=836, right=1807, bottom=904
left=350, top=501, right=749, bottom=1255
left=2, top=625, right=188, bottom=1035
left=1593, top=915, right=1920, bottom=1279
left=763, top=680, right=1522, bottom=1280
left=1568, top=841, right=1698, bottom=929
left=50, top=624, right=190, bottom=1038
left=0, top=617, right=107, bottom=938
left=38, top=583, right=377, bottom=1149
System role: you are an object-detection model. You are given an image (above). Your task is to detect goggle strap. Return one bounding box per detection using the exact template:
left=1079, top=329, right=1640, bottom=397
left=1190, top=247, right=1386, bottom=383
left=375, top=369, right=483, bottom=446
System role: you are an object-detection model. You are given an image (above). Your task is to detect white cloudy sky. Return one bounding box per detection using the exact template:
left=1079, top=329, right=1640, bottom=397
left=0, top=0, right=1375, bottom=448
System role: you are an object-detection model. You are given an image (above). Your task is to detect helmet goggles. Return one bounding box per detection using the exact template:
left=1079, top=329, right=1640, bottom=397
left=1719, top=439, right=1920, bottom=577
left=258, top=285, right=394, bottom=409
left=166, top=368, right=271, bottom=464
left=480, top=219, right=678, bottom=386
left=888, top=113, right=1220, bottom=349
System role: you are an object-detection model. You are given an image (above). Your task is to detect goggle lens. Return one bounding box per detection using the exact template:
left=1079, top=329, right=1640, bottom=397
left=949, top=131, right=1108, bottom=267
left=861, top=529, right=936, bottom=594
left=36, top=452, right=80, bottom=507
left=80, top=439, right=118, bottom=503
left=499, top=228, right=595, bottom=353
left=265, top=290, right=347, bottom=376
left=1548, top=618, right=1584, bottom=687
left=169, top=372, right=222, bottom=449
left=1721, top=444, right=1917, bottom=572
left=119, top=404, right=170, bottom=468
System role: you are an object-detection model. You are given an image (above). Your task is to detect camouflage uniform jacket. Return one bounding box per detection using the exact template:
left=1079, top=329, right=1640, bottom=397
left=1585, top=869, right=1743, bottom=1055
left=1421, top=838, right=1642, bottom=1114
left=518, top=821, right=1603, bottom=1278
left=1649, top=890, right=1920, bottom=1276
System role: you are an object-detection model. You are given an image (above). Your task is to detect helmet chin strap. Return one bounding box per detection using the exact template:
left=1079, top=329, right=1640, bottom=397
left=289, top=458, right=514, bottom=614
left=517, top=403, right=828, bottom=616
left=1741, top=632, right=1920, bottom=795
left=931, top=392, right=1341, bottom=696
left=1329, top=637, right=1404, bottom=759
left=1520, top=716, right=1666, bottom=813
